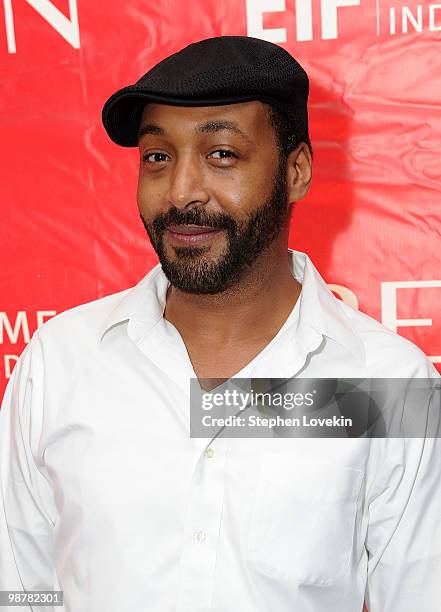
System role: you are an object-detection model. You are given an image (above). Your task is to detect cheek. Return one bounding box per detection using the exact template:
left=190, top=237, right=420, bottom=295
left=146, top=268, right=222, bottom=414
left=214, top=173, right=264, bottom=217
left=136, top=175, right=163, bottom=219
left=211, top=173, right=257, bottom=216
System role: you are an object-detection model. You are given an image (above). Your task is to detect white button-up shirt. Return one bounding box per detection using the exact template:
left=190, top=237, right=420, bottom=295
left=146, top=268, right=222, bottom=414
left=1, top=250, right=440, bottom=612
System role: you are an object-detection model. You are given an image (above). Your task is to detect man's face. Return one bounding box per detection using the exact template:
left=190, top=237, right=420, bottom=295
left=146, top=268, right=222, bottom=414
left=136, top=101, right=289, bottom=294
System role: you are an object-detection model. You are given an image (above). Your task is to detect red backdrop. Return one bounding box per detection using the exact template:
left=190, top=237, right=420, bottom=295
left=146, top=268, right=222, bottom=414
left=1, top=0, right=440, bottom=401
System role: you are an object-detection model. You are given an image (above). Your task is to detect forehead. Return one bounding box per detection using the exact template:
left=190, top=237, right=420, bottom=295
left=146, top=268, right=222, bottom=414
left=138, top=100, right=271, bottom=137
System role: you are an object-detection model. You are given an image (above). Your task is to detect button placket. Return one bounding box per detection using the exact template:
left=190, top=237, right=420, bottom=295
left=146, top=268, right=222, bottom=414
left=176, top=437, right=230, bottom=612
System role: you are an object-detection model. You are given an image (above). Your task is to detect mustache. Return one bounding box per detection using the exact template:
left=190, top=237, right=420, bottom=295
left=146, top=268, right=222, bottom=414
left=150, top=207, right=237, bottom=234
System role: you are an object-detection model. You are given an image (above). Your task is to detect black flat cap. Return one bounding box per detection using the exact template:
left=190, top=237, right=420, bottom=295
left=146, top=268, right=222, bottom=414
left=102, top=36, right=309, bottom=147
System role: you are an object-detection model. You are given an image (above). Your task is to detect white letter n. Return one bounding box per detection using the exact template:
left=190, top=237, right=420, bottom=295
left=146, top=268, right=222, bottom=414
left=4, top=0, right=80, bottom=54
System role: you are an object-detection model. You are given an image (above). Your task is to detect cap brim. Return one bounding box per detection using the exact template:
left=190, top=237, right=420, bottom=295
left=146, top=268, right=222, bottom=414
left=102, top=86, right=306, bottom=147
left=102, top=88, right=153, bottom=147
left=101, top=87, right=287, bottom=147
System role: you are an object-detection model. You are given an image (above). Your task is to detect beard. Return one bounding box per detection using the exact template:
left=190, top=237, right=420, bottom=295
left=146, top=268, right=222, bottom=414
left=140, top=161, right=289, bottom=294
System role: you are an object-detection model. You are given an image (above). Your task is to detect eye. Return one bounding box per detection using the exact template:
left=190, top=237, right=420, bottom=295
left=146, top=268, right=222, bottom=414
left=208, top=149, right=239, bottom=160
left=142, top=151, right=170, bottom=163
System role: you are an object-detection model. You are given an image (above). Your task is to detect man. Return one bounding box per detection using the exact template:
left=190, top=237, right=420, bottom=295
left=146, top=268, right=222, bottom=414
left=0, top=36, right=440, bottom=612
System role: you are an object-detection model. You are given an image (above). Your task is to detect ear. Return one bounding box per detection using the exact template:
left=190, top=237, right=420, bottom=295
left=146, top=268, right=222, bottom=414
left=286, top=142, right=312, bottom=204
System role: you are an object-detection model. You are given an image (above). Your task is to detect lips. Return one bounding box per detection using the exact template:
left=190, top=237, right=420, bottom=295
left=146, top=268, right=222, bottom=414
left=166, top=224, right=220, bottom=235
left=166, top=224, right=223, bottom=245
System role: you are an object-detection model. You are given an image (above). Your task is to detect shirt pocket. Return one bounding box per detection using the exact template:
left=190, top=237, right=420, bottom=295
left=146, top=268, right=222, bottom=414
left=247, top=452, right=364, bottom=586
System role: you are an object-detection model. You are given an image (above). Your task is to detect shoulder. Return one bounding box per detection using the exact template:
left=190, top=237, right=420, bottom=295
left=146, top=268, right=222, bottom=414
left=338, top=300, right=439, bottom=378
left=27, top=286, right=135, bottom=364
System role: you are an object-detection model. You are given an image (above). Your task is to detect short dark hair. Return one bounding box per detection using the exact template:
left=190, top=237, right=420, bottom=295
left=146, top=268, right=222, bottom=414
left=266, top=105, right=313, bottom=161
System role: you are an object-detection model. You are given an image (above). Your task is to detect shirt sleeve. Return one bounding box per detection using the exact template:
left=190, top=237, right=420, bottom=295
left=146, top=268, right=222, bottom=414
left=365, top=378, right=441, bottom=611
left=0, top=332, right=58, bottom=602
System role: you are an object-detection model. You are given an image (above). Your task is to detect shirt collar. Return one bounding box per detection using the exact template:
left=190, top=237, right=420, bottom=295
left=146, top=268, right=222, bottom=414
left=99, top=249, right=365, bottom=364
left=99, top=264, right=169, bottom=343
left=290, top=250, right=365, bottom=364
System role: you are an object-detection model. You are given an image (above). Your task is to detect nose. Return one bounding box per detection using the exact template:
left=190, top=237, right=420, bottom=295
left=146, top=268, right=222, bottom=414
left=167, top=153, right=209, bottom=210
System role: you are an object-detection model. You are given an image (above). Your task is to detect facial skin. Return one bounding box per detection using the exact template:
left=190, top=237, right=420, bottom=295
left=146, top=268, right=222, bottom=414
left=136, top=101, right=312, bottom=295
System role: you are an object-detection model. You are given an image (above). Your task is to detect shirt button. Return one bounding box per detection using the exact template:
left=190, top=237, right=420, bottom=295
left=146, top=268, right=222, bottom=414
left=204, top=447, right=214, bottom=459
left=195, top=530, right=207, bottom=543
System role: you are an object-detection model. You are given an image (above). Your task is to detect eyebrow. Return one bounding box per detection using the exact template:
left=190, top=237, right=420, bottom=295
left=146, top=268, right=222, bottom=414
left=137, top=119, right=250, bottom=144
left=137, top=124, right=164, bottom=140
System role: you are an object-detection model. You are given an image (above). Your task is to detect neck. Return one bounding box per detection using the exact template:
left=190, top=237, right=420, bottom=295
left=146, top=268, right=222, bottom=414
left=163, top=240, right=301, bottom=347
